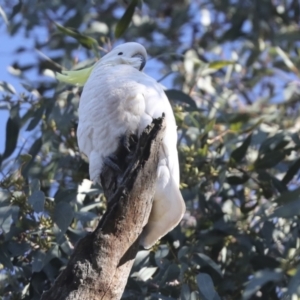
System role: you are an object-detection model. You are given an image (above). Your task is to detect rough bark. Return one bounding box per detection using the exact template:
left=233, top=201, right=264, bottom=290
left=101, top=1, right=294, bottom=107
left=41, top=116, right=165, bottom=300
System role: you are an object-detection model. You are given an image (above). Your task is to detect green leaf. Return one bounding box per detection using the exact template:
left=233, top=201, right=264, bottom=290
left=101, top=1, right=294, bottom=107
left=207, top=60, right=234, bottom=70
left=204, top=119, right=215, bottom=133
left=0, top=81, right=16, bottom=94
left=21, top=137, right=43, bottom=177
left=55, top=23, right=99, bottom=54
left=287, top=266, right=300, bottom=296
left=193, top=253, right=222, bottom=278
left=243, top=270, right=282, bottom=300
left=282, top=158, right=300, bottom=185
left=74, top=211, right=97, bottom=223
left=26, top=105, right=44, bottom=131
left=115, top=0, right=139, bottom=38
left=7, top=241, right=30, bottom=257
left=32, top=250, right=46, bottom=273
left=0, top=245, right=13, bottom=270
left=196, top=273, right=217, bottom=300
left=53, top=202, right=74, bottom=233
left=227, top=174, right=249, bottom=185
left=30, top=179, right=40, bottom=194
left=28, top=191, right=45, bottom=213
left=181, top=284, right=191, bottom=300
left=258, top=132, right=287, bottom=154
left=230, top=134, right=252, bottom=163
left=155, top=244, right=169, bottom=267
left=250, top=255, right=280, bottom=271
left=254, top=151, right=286, bottom=169
left=0, top=206, right=19, bottom=234
left=271, top=198, right=300, bottom=219
left=9, top=0, right=22, bottom=20
left=0, top=117, right=19, bottom=165
left=275, top=186, right=300, bottom=205
left=165, top=89, right=197, bottom=108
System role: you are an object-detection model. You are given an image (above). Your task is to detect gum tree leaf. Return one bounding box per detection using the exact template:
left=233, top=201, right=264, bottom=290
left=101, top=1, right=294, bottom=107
left=32, top=250, right=46, bottom=273
left=230, top=134, right=252, bottom=163
left=0, top=245, right=13, bottom=270
left=254, top=151, right=286, bottom=169
left=7, top=241, right=30, bottom=257
left=10, top=0, right=23, bottom=20
left=243, top=270, right=282, bottom=300
left=193, top=253, right=222, bottom=278
left=53, top=202, right=74, bottom=233
left=28, top=190, right=45, bottom=213
left=271, top=198, right=300, bottom=219
left=181, top=284, right=191, bottom=300
left=275, top=186, right=300, bottom=205
left=165, top=89, right=197, bottom=108
left=21, top=137, right=43, bottom=177
left=115, top=0, right=139, bottom=38
left=26, top=105, right=44, bottom=131
left=136, top=266, right=157, bottom=281
left=0, top=206, right=19, bottom=233
left=208, top=60, right=234, bottom=70
left=0, top=81, right=17, bottom=94
left=0, top=117, right=19, bottom=165
left=196, top=273, right=217, bottom=300
left=155, top=244, right=169, bottom=267
left=227, top=174, right=249, bottom=185
left=55, top=23, right=99, bottom=54
left=287, top=266, right=300, bottom=296
left=282, top=158, right=300, bottom=185
left=133, top=250, right=150, bottom=270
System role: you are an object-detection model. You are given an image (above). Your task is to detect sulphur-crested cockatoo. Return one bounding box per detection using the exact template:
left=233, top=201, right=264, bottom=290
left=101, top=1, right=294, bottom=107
left=57, top=42, right=185, bottom=249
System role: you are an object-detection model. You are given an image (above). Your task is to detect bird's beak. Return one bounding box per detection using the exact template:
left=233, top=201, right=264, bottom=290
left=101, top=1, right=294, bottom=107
left=132, top=53, right=146, bottom=71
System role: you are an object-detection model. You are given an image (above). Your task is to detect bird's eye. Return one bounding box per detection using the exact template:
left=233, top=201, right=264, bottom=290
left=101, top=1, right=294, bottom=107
left=118, top=52, right=123, bottom=55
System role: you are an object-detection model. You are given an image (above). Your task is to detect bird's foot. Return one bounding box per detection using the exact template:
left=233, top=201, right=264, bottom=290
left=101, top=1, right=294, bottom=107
left=120, top=133, right=138, bottom=153
left=103, top=155, right=121, bottom=172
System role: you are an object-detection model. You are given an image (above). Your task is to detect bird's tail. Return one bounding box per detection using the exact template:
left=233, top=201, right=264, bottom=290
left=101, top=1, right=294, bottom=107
left=140, top=175, right=186, bottom=249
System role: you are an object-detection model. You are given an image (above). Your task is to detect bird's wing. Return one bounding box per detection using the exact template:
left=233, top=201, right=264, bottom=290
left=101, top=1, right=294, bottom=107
left=139, top=78, right=186, bottom=249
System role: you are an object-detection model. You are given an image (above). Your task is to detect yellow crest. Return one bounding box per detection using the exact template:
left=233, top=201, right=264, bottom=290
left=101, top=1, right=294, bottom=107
left=56, top=65, right=95, bottom=86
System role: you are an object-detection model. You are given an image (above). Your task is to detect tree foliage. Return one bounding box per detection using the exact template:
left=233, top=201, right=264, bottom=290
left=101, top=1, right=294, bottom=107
left=0, top=0, right=300, bottom=299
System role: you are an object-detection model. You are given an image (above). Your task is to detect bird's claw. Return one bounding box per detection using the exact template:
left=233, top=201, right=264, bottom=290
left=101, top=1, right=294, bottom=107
left=103, top=155, right=121, bottom=172
left=120, top=133, right=138, bottom=153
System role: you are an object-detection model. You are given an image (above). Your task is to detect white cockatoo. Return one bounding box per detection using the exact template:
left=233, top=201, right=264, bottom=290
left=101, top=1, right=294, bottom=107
left=57, top=42, right=186, bottom=249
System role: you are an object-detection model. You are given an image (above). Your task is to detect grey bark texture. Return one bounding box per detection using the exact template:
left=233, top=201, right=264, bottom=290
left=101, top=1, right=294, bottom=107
left=41, top=116, right=165, bottom=300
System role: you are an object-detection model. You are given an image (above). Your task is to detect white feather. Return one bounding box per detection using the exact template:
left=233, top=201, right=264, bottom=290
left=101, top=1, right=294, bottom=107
left=77, top=42, right=186, bottom=248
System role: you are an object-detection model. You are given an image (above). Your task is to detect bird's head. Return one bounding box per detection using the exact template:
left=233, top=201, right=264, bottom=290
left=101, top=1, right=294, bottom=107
left=56, top=42, right=147, bottom=86
left=99, top=42, right=147, bottom=71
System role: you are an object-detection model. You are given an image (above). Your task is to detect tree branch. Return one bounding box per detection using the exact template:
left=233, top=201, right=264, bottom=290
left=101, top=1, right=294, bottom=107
left=41, top=116, right=165, bottom=300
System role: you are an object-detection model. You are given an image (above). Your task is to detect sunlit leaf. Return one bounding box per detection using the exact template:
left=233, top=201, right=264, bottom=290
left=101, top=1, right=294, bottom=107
left=207, top=60, right=234, bottom=70
left=0, top=5, right=8, bottom=25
